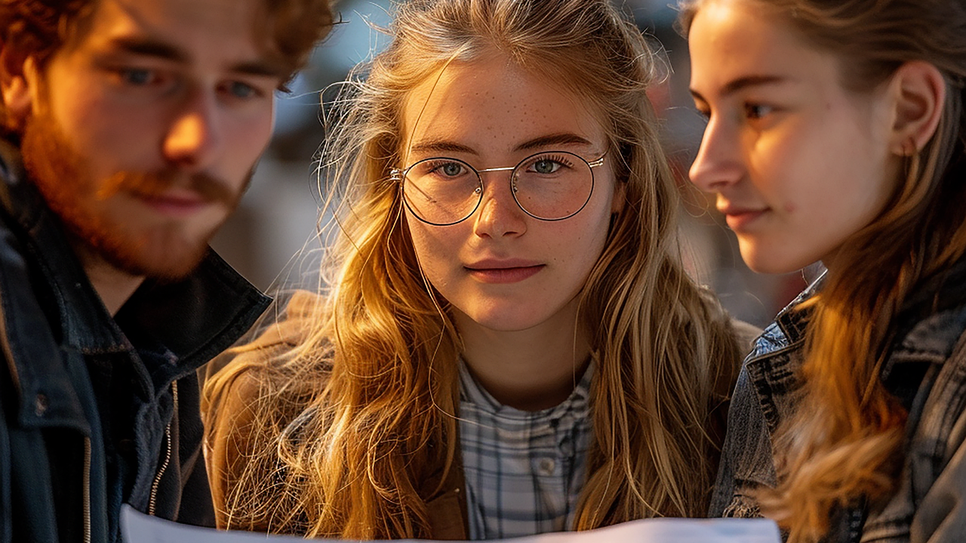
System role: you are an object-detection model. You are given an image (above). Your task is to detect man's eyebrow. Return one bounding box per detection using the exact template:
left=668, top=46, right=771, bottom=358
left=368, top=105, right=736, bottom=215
left=106, top=37, right=287, bottom=79
left=230, top=60, right=289, bottom=79
left=108, top=36, right=188, bottom=62
left=690, top=75, right=788, bottom=102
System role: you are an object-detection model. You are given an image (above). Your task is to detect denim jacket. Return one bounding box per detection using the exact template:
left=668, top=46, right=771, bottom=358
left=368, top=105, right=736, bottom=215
left=0, top=139, right=270, bottom=542
left=710, top=262, right=966, bottom=543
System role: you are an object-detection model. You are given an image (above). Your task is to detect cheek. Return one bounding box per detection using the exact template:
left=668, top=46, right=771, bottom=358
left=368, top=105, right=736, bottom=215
left=557, top=206, right=611, bottom=265
left=748, top=123, right=824, bottom=201
left=226, top=107, right=275, bottom=166
left=49, top=96, right=113, bottom=151
left=56, top=99, right=170, bottom=180
left=405, top=215, right=461, bottom=277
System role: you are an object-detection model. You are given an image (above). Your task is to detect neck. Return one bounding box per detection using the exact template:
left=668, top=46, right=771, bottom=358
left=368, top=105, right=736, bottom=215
left=455, top=305, right=592, bottom=411
left=74, top=246, right=145, bottom=316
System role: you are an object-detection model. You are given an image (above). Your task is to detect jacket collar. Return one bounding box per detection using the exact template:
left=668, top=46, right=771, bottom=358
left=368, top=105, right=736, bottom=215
left=772, top=268, right=825, bottom=345
left=746, top=257, right=966, bottom=433
left=765, top=255, right=966, bottom=358
left=0, top=139, right=130, bottom=351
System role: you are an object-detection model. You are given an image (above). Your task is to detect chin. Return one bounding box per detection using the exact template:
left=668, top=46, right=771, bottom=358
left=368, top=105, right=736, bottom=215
left=134, top=247, right=211, bottom=280
left=88, top=228, right=214, bottom=281
left=738, top=243, right=811, bottom=276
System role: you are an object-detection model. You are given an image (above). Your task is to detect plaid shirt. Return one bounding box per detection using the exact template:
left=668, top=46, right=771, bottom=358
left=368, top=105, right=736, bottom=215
left=458, top=361, right=594, bottom=540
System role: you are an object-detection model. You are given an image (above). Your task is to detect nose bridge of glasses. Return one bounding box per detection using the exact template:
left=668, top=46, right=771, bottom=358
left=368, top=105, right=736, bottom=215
left=476, top=164, right=518, bottom=189
left=476, top=164, right=521, bottom=197
left=476, top=165, right=517, bottom=175
left=473, top=164, right=529, bottom=229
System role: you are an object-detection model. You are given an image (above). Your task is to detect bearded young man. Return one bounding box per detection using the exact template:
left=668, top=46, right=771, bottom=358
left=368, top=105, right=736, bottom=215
left=0, top=0, right=333, bottom=540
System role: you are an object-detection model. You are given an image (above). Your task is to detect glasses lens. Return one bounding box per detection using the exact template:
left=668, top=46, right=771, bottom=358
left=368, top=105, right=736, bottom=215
left=402, top=158, right=482, bottom=225
left=512, top=151, right=594, bottom=220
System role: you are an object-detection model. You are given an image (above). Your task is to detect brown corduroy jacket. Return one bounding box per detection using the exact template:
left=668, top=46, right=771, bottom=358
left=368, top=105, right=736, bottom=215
left=203, top=291, right=469, bottom=539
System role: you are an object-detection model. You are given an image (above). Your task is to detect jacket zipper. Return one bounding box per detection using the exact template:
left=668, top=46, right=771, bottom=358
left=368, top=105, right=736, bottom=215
left=83, top=437, right=92, bottom=543
left=148, top=380, right=178, bottom=516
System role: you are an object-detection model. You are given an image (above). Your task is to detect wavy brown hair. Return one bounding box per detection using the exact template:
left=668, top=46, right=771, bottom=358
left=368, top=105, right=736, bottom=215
left=680, top=1, right=966, bottom=541
left=0, top=0, right=336, bottom=136
left=205, top=0, right=744, bottom=537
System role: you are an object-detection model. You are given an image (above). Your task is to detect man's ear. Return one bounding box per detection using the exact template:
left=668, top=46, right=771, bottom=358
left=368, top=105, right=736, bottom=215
left=0, top=43, right=38, bottom=130
left=888, top=60, right=946, bottom=156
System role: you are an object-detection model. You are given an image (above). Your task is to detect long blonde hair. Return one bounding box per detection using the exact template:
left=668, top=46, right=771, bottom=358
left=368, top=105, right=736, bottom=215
left=679, top=1, right=966, bottom=541
left=206, top=0, right=742, bottom=537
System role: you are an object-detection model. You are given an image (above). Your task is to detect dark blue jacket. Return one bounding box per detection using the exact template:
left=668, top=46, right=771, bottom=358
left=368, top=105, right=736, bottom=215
left=710, top=261, right=966, bottom=542
left=0, top=139, right=270, bottom=542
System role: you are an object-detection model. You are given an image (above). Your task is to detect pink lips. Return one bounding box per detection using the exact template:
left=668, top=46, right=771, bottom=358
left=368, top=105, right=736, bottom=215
left=719, top=204, right=767, bottom=231
left=465, top=259, right=544, bottom=283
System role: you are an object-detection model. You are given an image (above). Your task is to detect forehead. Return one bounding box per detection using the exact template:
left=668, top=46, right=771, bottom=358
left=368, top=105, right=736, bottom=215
left=688, top=0, right=832, bottom=92
left=400, top=54, right=608, bottom=156
left=65, top=0, right=269, bottom=64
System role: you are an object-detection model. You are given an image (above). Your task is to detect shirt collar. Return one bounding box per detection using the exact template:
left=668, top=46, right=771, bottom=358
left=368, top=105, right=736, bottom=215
left=458, top=357, right=594, bottom=418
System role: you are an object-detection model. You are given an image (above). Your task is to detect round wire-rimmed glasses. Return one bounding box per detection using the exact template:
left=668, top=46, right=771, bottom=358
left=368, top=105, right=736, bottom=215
left=391, top=150, right=606, bottom=226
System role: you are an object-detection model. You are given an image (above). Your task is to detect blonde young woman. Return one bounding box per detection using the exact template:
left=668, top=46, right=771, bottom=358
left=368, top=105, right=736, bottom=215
left=203, top=0, right=749, bottom=539
left=682, top=0, right=966, bottom=542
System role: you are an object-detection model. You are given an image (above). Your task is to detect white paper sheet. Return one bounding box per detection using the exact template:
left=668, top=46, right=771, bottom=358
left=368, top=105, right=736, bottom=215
left=121, top=505, right=781, bottom=542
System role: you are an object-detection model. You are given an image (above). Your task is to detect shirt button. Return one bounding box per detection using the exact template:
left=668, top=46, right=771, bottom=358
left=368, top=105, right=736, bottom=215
left=34, top=393, right=49, bottom=416
left=539, top=458, right=556, bottom=475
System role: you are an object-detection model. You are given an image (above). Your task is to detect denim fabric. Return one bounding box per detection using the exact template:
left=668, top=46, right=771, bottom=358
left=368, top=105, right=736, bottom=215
left=0, top=139, right=270, bottom=542
left=710, top=265, right=966, bottom=543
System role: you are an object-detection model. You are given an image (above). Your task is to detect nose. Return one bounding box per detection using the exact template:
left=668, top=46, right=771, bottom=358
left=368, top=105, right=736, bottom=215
left=473, top=171, right=528, bottom=238
left=162, top=89, right=221, bottom=171
left=689, top=115, right=743, bottom=193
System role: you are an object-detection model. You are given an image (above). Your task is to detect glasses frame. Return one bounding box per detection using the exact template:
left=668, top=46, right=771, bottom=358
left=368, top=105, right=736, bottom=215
left=391, top=150, right=607, bottom=226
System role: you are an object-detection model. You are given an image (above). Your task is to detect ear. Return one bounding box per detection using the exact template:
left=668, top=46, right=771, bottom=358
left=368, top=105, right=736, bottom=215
left=0, top=43, right=39, bottom=131
left=888, top=60, right=946, bottom=156
left=610, top=176, right=626, bottom=214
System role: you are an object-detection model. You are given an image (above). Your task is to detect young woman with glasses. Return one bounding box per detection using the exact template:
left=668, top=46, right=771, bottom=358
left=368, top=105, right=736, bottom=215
left=682, top=0, right=966, bottom=542
left=202, top=0, right=751, bottom=538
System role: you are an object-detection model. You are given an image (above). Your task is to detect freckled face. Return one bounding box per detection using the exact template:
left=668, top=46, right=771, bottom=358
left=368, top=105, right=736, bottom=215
left=687, top=0, right=900, bottom=274
left=400, top=53, right=621, bottom=335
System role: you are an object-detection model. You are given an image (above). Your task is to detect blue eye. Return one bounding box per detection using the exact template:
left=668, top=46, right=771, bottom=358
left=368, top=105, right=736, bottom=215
left=435, top=162, right=465, bottom=177
left=745, top=103, right=773, bottom=120
left=226, top=81, right=258, bottom=99
left=443, top=163, right=463, bottom=176
left=120, top=68, right=155, bottom=86
left=532, top=159, right=560, bottom=174
left=527, top=154, right=572, bottom=175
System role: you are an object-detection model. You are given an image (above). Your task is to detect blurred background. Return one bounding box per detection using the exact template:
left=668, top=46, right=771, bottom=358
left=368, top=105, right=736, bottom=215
left=210, top=0, right=807, bottom=328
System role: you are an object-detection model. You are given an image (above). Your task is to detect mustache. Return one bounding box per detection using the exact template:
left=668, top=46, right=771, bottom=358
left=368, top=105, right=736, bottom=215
left=96, top=169, right=239, bottom=205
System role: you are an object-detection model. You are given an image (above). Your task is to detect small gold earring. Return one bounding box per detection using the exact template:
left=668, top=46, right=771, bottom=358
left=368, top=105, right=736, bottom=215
left=904, top=138, right=918, bottom=157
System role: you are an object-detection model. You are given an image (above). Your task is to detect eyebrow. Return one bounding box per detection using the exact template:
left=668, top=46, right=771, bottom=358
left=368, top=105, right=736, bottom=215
left=409, top=132, right=596, bottom=156
left=408, top=139, right=478, bottom=156
left=690, top=74, right=789, bottom=102
left=514, top=133, right=594, bottom=152
left=106, top=36, right=288, bottom=79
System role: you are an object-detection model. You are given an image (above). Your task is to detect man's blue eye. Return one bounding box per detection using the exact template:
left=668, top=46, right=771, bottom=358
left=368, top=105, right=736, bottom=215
left=228, top=81, right=257, bottom=99
left=122, top=68, right=154, bottom=85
